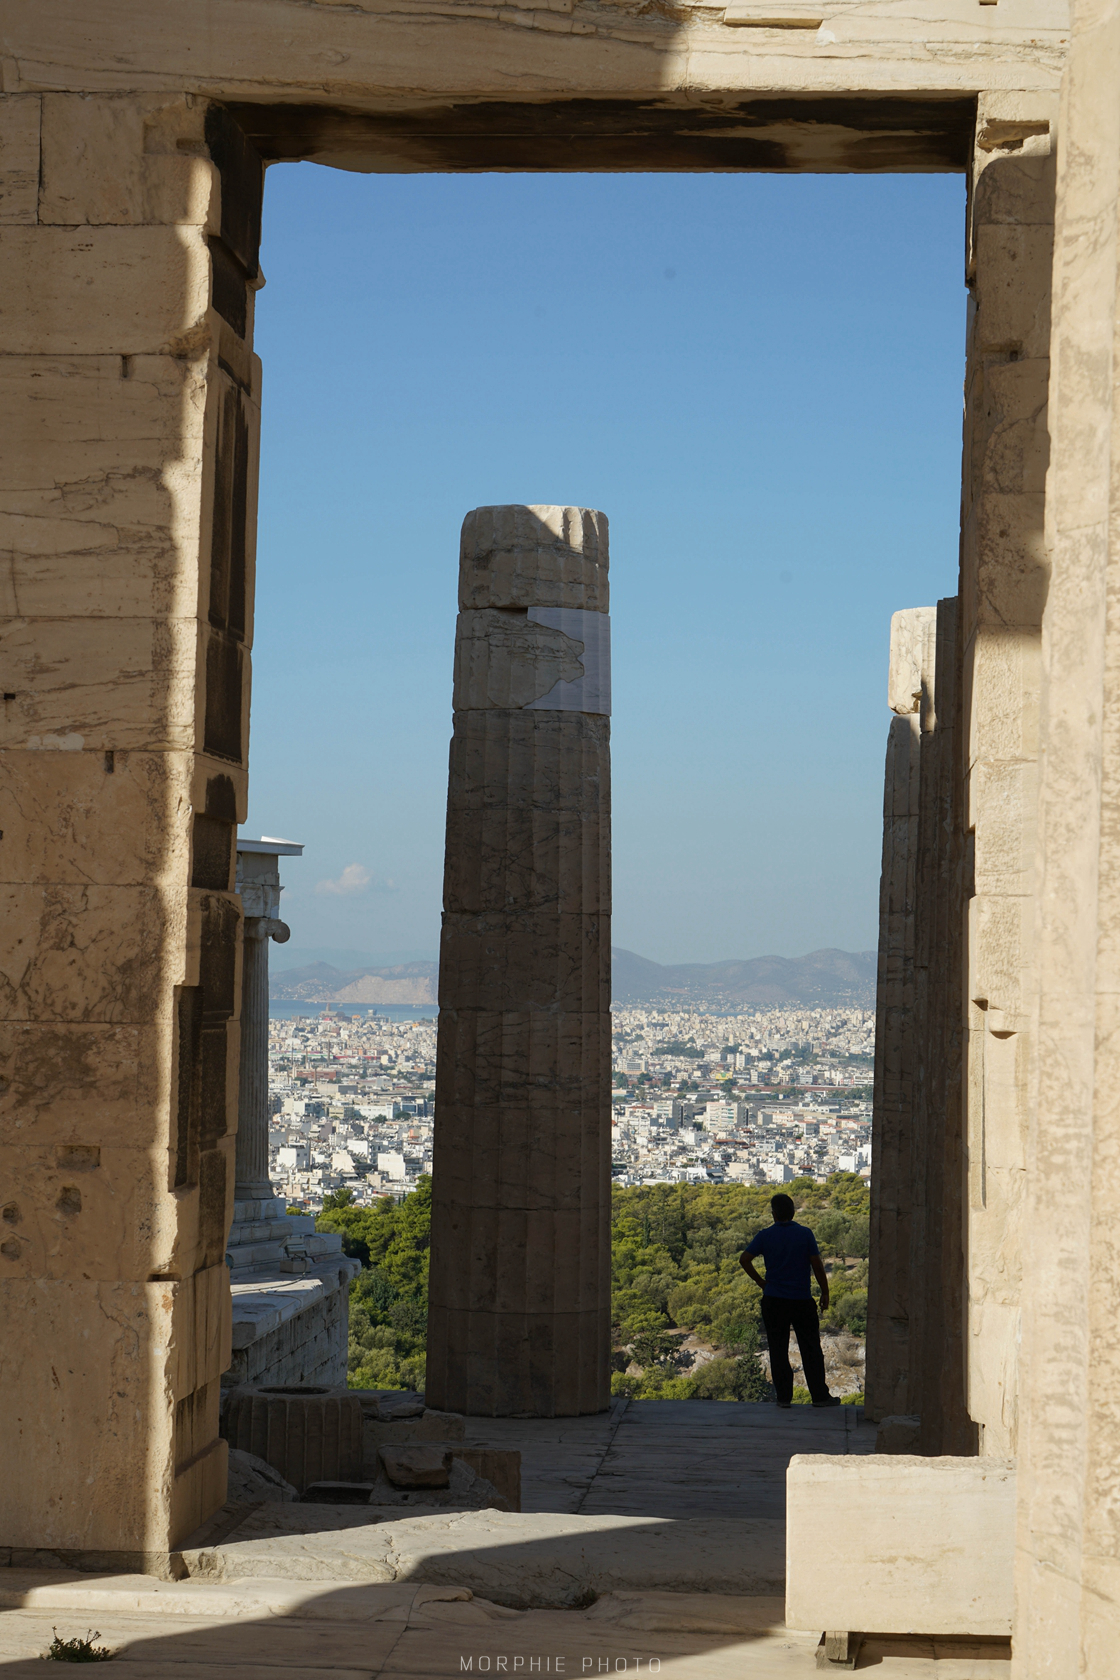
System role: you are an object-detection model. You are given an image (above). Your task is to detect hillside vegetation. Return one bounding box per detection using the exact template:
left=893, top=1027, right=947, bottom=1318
left=316, top=1179, right=432, bottom=1392
left=607, top=1175, right=868, bottom=1400
left=315, top=1172, right=870, bottom=1398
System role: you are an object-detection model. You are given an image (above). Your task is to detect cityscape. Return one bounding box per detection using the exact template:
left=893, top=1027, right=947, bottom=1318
left=268, top=1003, right=874, bottom=1209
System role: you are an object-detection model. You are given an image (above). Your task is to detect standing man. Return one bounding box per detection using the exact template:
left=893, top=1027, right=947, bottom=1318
left=739, top=1193, right=840, bottom=1408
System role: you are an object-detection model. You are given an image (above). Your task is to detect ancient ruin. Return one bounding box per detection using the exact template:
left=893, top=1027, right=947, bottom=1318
left=225, top=839, right=360, bottom=1391
left=2, top=0, right=1120, bottom=1670
left=427, top=506, right=612, bottom=1418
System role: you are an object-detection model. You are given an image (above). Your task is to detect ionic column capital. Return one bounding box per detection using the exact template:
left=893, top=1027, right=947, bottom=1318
left=243, top=916, right=290, bottom=944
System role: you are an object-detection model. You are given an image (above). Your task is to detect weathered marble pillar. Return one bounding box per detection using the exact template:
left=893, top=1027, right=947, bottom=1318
left=427, top=505, right=612, bottom=1417
left=235, top=841, right=302, bottom=1202
left=865, top=607, right=933, bottom=1423
left=908, top=597, right=974, bottom=1455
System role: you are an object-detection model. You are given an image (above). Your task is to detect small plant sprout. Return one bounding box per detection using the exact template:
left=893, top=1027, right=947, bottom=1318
left=42, top=1629, right=115, bottom=1662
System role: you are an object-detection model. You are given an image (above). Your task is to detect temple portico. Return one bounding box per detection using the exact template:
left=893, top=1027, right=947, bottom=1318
left=3, top=0, right=1120, bottom=1666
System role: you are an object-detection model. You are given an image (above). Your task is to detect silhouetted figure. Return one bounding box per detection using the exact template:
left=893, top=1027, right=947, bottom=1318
left=740, top=1193, right=841, bottom=1409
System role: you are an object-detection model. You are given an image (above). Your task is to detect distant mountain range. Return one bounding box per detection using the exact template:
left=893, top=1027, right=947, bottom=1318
left=271, top=947, right=876, bottom=1008
left=610, top=947, right=876, bottom=1007
left=272, top=960, right=437, bottom=1006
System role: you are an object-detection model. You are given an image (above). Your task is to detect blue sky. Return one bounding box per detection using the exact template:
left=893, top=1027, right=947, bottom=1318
left=245, top=167, right=965, bottom=969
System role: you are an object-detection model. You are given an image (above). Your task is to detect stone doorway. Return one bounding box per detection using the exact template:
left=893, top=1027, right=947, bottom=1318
left=1, top=70, right=1057, bottom=1586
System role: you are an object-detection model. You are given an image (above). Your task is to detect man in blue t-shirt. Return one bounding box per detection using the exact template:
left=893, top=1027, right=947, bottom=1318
left=739, top=1193, right=840, bottom=1408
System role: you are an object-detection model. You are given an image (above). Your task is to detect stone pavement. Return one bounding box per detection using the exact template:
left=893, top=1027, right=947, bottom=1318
left=179, top=1505, right=789, bottom=1601
left=462, top=1398, right=873, bottom=1517
left=162, top=1400, right=873, bottom=1603
left=0, top=1575, right=1011, bottom=1677
left=0, top=1403, right=1011, bottom=1673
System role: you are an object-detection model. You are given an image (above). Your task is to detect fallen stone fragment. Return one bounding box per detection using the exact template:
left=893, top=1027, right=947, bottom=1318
left=361, top=1405, right=466, bottom=1458
left=379, top=1445, right=453, bottom=1488
left=378, top=1396, right=426, bottom=1421
left=226, top=1448, right=298, bottom=1505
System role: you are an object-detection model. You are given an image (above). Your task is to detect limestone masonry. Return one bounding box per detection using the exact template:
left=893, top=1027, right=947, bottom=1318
left=2, top=0, right=1120, bottom=1672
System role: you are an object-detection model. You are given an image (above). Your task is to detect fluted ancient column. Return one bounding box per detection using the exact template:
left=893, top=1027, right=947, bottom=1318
left=235, top=840, right=301, bottom=1203
left=426, top=505, right=612, bottom=1416
left=865, top=608, right=933, bottom=1423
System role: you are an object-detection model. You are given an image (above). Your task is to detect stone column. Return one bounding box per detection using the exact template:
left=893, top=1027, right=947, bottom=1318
left=235, top=841, right=301, bottom=1203
left=865, top=607, right=933, bottom=1423
left=426, top=505, right=612, bottom=1417
left=236, top=923, right=282, bottom=1201
left=908, top=596, right=974, bottom=1456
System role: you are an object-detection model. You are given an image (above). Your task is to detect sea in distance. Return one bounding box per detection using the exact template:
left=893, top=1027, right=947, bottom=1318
left=268, top=1001, right=439, bottom=1023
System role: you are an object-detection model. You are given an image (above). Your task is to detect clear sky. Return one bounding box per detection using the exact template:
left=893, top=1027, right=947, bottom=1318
left=244, top=166, right=965, bottom=969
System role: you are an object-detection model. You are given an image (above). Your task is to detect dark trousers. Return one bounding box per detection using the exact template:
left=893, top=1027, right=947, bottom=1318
left=761, top=1295, right=830, bottom=1404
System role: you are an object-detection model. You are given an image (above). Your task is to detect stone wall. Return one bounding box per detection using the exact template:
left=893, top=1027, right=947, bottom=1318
left=3, top=2, right=1066, bottom=126
left=960, top=86, right=1057, bottom=1464
left=0, top=92, right=264, bottom=1561
left=861, top=3, right=1120, bottom=1660
left=866, top=601, right=973, bottom=1453
left=226, top=1276, right=350, bottom=1389
left=1014, top=0, right=1120, bottom=1670
left=867, top=88, right=1058, bottom=1463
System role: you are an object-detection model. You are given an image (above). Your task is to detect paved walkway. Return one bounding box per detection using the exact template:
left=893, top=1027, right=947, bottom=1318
left=156, top=1401, right=872, bottom=1603
left=0, top=1404, right=1010, bottom=1675
left=0, top=1575, right=1011, bottom=1677
left=462, top=1398, right=873, bottom=1519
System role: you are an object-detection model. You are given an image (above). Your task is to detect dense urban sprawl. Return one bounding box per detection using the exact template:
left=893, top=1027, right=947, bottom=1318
left=268, top=1004, right=873, bottom=1209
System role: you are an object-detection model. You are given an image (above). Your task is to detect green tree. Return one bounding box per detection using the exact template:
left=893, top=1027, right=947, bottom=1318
left=825, top=1171, right=870, bottom=1216
left=317, top=1176, right=432, bottom=1284
left=608, top=1177, right=868, bottom=1401
left=812, top=1210, right=852, bottom=1258
left=322, top=1186, right=356, bottom=1211
left=320, top=1178, right=432, bottom=1392
left=845, top=1216, right=870, bottom=1259
left=629, top=1328, right=684, bottom=1373
left=324, top=1171, right=872, bottom=1402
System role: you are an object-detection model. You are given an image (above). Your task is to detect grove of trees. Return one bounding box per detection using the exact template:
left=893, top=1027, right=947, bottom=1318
left=316, top=1180, right=432, bottom=1392
left=313, top=1170, right=870, bottom=1400
left=608, top=1175, right=868, bottom=1401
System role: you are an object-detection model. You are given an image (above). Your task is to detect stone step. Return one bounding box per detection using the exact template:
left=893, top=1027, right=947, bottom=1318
left=227, top=1218, right=297, bottom=1246
left=227, top=1240, right=288, bottom=1270
left=226, top=1231, right=345, bottom=1271
left=306, top=1232, right=343, bottom=1255
left=227, top=1213, right=318, bottom=1246
left=233, top=1197, right=287, bottom=1223
left=175, top=1505, right=787, bottom=1603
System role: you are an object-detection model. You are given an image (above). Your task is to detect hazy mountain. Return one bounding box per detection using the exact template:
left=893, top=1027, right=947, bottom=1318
left=271, top=947, right=876, bottom=1008
left=271, top=960, right=437, bottom=1005
left=272, top=947, right=435, bottom=971
left=610, top=947, right=877, bottom=1007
